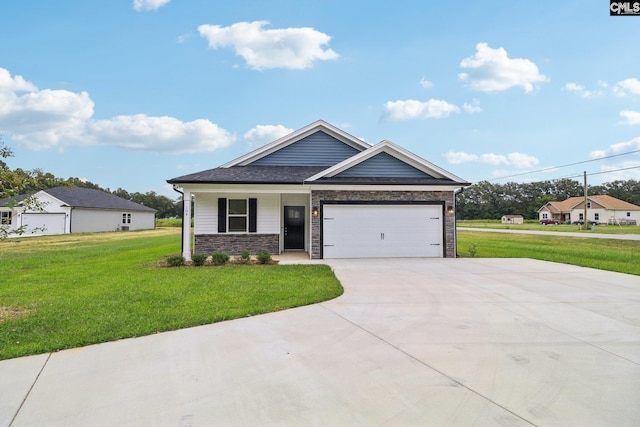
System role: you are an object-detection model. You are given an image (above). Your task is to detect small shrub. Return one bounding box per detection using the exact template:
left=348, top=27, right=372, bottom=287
left=211, top=252, right=230, bottom=265
left=256, top=250, right=272, bottom=264
left=468, top=244, right=477, bottom=258
left=191, top=253, right=208, bottom=266
left=166, top=254, right=185, bottom=267
left=240, top=250, right=251, bottom=263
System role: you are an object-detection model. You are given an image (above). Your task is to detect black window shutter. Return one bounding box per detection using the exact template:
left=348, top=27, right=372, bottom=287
left=248, top=198, right=257, bottom=233
left=218, top=198, right=227, bottom=233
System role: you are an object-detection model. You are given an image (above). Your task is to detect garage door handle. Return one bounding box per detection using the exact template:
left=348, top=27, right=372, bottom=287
left=430, top=217, right=440, bottom=220
left=324, top=244, right=334, bottom=247
left=430, top=243, right=441, bottom=246
left=324, top=217, right=334, bottom=220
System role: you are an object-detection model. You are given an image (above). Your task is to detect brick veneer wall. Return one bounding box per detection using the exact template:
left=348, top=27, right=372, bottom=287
left=194, top=234, right=279, bottom=256
left=310, top=190, right=456, bottom=259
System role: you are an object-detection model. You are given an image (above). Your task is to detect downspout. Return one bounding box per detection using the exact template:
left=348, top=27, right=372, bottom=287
left=453, top=187, right=464, bottom=257
left=172, top=185, right=185, bottom=255
left=69, top=207, right=74, bottom=233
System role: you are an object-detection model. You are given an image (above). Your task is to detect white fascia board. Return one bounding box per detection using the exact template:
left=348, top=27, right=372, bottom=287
left=221, top=120, right=371, bottom=168
left=306, top=140, right=468, bottom=183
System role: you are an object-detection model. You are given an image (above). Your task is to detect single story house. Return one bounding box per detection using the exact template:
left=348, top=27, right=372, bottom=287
left=167, top=120, right=471, bottom=260
left=538, top=195, right=640, bottom=225
left=0, top=186, right=156, bottom=236
left=501, top=214, right=523, bottom=224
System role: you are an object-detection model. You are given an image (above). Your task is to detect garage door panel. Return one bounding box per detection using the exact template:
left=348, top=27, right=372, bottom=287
left=21, top=213, right=66, bottom=235
left=323, top=205, right=443, bottom=259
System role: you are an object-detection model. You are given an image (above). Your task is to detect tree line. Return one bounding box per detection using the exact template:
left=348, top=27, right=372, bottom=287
left=1, top=139, right=181, bottom=218
left=457, top=178, right=640, bottom=220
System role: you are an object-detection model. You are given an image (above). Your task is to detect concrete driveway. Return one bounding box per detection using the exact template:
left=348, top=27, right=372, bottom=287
left=2, top=258, right=639, bottom=426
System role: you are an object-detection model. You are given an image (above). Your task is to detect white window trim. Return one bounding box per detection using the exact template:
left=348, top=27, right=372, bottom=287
left=228, top=199, right=248, bottom=233
left=122, top=213, right=131, bottom=224
left=1, top=211, right=11, bottom=225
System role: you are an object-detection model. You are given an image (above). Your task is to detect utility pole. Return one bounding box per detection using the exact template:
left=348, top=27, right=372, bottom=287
left=583, top=171, right=588, bottom=230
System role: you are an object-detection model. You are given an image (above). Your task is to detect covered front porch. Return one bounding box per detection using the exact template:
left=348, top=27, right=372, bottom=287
left=179, top=186, right=313, bottom=260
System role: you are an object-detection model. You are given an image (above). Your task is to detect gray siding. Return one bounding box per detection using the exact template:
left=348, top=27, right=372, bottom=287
left=251, top=131, right=361, bottom=166
left=335, top=152, right=432, bottom=178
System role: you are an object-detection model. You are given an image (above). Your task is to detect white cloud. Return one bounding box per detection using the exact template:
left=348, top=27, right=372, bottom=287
left=198, top=21, right=339, bottom=70
left=88, top=115, right=235, bottom=153
left=613, top=78, right=640, bottom=96
left=590, top=137, right=640, bottom=158
left=0, top=67, right=235, bottom=153
left=444, top=150, right=538, bottom=169
left=382, top=99, right=460, bottom=121
left=562, top=82, right=602, bottom=98
left=419, top=77, right=433, bottom=89
left=463, top=99, right=482, bottom=113
left=458, top=42, right=548, bottom=93
left=620, top=110, right=640, bottom=126
left=244, top=124, right=293, bottom=148
left=589, top=137, right=640, bottom=181
left=133, top=0, right=170, bottom=12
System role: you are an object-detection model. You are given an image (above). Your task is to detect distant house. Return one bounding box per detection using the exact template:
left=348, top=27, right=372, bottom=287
left=0, top=187, right=156, bottom=236
left=538, top=195, right=640, bottom=225
left=501, top=214, right=523, bottom=224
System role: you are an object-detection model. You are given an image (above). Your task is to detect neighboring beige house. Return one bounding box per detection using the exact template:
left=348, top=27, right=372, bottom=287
left=0, top=187, right=156, bottom=236
left=538, top=195, right=640, bottom=225
left=501, top=214, right=523, bottom=224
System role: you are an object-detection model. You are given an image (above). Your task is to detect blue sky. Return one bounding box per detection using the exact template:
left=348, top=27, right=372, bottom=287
left=1, top=0, right=639, bottom=198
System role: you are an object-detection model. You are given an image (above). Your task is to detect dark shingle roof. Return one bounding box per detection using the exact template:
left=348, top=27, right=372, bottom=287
left=167, top=166, right=327, bottom=184
left=44, top=187, right=156, bottom=211
left=2, top=187, right=156, bottom=212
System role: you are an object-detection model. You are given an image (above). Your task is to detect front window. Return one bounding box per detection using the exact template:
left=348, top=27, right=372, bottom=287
left=1, top=211, right=11, bottom=225
left=542, top=213, right=549, bottom=219
left=627, top=212, right=631, bottom=217
left=579, top=213, right=584, bottom=221
left=122, top=213, right=131, bottom=224
left=594, top=213, right=599, bottom=221
left=228, top=199, right=247, bottom=232
left=587, top=202, right=591, bottom=209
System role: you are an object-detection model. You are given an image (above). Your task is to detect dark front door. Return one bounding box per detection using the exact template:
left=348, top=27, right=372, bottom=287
left=284, top=206, right=305, bottom=250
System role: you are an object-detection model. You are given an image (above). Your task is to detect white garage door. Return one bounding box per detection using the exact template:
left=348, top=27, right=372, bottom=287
left=322, top=204, right=443, bottom=259
left=21, top=213, right=66, bottom=235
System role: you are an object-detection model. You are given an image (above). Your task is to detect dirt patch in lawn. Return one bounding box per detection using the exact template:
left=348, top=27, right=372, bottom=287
left=0, top=306, right=31, bottom=322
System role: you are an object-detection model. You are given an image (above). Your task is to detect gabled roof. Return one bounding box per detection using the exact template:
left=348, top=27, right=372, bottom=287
left=168, top=121, right=470, bottom=187
left=540, top=195, right=640, bottom=212
left=305, top=140, right=468, bottom=184
left=221, top=120, right=370, bottom=167
left=2, top=187, right=156, bottom=212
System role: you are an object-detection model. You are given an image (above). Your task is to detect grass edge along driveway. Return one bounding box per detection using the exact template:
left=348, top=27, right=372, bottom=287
left=0, top=229, right=342, bottom=360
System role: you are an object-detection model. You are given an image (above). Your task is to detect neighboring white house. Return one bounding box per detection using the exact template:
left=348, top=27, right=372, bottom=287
left=167, top=120, right=471, bottom=260
left=501, top=214, right=523, bottom=224
left=0, top=187, right=156, bottom=236
left=538, top=195, right=640, bottom=225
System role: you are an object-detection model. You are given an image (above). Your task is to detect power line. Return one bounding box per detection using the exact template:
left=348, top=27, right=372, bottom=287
left=487, top=149, right=640, bottom=182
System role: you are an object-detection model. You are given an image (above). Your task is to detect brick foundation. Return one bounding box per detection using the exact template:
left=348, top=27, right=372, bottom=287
left=194, top=234, right=279, bottom=256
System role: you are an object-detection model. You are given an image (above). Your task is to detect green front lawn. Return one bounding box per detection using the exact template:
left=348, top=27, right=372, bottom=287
left=458, top=230, right=640, bottom=275
left=0, top=229, right=342, bottom=360
left=457, top=219, right=640, bottom=234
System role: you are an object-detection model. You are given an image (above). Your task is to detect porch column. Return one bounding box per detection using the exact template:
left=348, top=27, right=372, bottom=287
left=182, top=189, right=192, bottom=261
